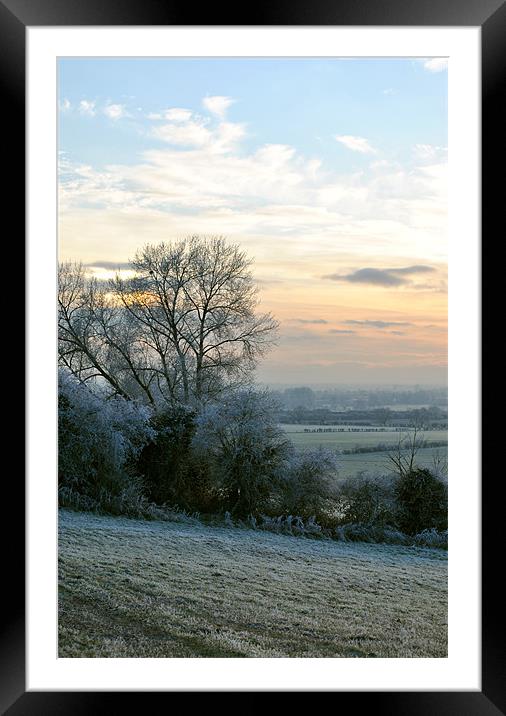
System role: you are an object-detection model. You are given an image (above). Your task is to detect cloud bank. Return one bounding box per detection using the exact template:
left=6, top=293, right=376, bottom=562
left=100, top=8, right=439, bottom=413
left=324, top=265, right=436, bottom=287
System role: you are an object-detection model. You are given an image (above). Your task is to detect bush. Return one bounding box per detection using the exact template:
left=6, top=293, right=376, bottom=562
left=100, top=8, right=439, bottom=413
left=58, top=370, right=154, bottom=509
left=334, top=523, right=409, bottom=545
left=136, top=405, right=197, bottom=506
left=394, top=468, right=447, bottom=534
left=193, top=390, right=291, bottom=517
left=257, top=514, right=325, bottom=538
left=413, top=528, right=448, bottom=549
left=59, top=475, right=149, bottom=518
left=274, top=448, right=340, bottom=524
left=337, top=473, right=397, bottom=526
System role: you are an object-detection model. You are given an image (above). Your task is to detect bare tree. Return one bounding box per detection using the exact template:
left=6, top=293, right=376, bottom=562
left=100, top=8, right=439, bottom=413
left=59, top=236, right=279, bottom=406
left=431, top=449, right=448, bottom=480
left=112, top=236, right=279, bottom=403
left=58, top=262, right=131, bottom=400
left=387, top=425, right=425, bottom=477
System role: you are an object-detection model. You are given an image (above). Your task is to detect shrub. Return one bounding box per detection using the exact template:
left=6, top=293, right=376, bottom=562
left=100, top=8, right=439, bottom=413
left=413, top=528, right=448, bottom=549
left=136, top=405, right=197, bottom=506
left=257, top=514, right=325, bottom=538
left=334, top=523, right=410, bottom=546
left=58, top=370, right=154, bottom=508
left=274, top=448, right=340, bottom=524
left=394, top=468, right=447, bottom=534
left=337, top=473, right=397, bottom=526
left=193, top=390, right=291, bottom=517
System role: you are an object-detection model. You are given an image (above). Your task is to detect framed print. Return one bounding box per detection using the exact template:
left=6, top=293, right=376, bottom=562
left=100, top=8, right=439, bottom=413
left=3, top=0, right=502, bottom=711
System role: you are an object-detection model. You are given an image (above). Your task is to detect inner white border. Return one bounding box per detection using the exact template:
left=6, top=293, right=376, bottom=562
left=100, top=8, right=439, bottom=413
left=27, top=26, right=481, bottom=691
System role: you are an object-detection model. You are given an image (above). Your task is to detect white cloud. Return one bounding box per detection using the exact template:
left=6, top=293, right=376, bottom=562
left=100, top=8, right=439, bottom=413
left=211, top=122, right=246, bottom=154
left=422, top=58, right=448, bottom=73
left=152, top=119, right=211, bottom=147
left=104, top=103, right=127, bottom=120
left=255, top=144, right=296, bottom=167
left=59, top=102, right=447, bottom=269
left=335, top=135, right=376, bottom=154
left=150, top=111, right=246, bottom=154
left=317, top=182, right=368, bottom=206
left=164, top=108, right=193, bottom=122
left=78, top=100, right=96, bottom=117
left=60, top=98, right=71, bottom=112
left=147, top=108, right=193, bottom=121
left=202, top=95, right=235, bottom=119
left=369, top=159, right=391, bottom=170
left=413, top=144, right=447, bottom=161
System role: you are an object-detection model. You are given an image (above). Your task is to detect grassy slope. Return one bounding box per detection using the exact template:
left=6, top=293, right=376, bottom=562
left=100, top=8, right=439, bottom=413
left=59, top=509, right=447, bottom=658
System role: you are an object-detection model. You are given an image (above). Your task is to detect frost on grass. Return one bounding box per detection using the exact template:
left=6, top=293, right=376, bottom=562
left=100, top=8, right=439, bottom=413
left=59, top=509, right=447, bottom=658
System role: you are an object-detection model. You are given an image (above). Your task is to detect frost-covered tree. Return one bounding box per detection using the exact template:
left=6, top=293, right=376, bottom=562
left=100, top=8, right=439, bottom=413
left=113, top=236, right=278, bottom=404
left=193, top=390, right=290, bottom=516
left=58, top=262, right=157, bottom=403
left=59, top=236, right=279, bottom=407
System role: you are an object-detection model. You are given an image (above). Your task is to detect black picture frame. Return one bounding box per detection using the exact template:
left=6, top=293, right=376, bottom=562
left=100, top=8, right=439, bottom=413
left=4, top=0, right=501, bottom=711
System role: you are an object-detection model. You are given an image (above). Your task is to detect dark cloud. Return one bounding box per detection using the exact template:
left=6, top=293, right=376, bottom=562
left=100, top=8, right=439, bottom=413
left=344, top=320, right=413, bottom=328
left=329, top=329, right=356, bottom=334
left=390, top=330, right=406, bottom=335
left=389, top=265, right=435, bottom=275
left=282, top=331, right=326, bottom=343
left=287, top=318, right=328, bottom=325
left=86, top=261, right=132, bottom=271
left=340, top=268, right=406, bottom=286
left=323, top=265, right=435, bottom=287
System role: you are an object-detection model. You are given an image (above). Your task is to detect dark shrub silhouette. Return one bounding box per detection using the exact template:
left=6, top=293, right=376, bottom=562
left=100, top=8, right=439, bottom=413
left=394, top=468, right=447, bottom=534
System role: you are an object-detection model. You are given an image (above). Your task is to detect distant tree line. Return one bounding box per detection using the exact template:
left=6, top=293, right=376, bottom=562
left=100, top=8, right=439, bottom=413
left=271, top=386, right=447, bottom=412
left=276, top=406, right=447, bottom=429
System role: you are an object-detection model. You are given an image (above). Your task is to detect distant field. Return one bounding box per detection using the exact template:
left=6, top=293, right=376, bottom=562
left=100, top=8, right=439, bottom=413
left=59, top=509, right=447, bottom=658
left=374, top=404, right=446, bottom=412
left=336, top=446, right=448, bottom=479
left=280, top=426, right=448, bottom=478
left=282, top=424, right=447, bottom=447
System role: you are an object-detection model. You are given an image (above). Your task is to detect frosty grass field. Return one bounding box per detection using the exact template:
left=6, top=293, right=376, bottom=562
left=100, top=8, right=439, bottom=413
left=58, top=509, right=448, bottom=658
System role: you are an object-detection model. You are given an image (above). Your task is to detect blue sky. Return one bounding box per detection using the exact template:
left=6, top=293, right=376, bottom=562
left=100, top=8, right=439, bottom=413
left=58, top=57, right=447, bottom=385
left=59, top=58, right=447, bottom=172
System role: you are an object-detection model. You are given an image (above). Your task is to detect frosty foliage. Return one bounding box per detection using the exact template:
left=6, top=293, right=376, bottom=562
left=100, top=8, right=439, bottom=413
left=57, top=369, right=447, bottom=546
left=332, top=523, right=447, bottom=549
left=58, top=369, right=154, bottom=506
left=277, top=447, right=341, bottom=522
left=193, top=389, right=291, bottom=516
left=334, top=523, right=409, bottom=545
left=394, top=467, right=447, bottom=534
left=413, top=528, right=448, bottom=549
left=337, top=473, right=398, bottom=526
left=257, top=514, right=324, bottom=538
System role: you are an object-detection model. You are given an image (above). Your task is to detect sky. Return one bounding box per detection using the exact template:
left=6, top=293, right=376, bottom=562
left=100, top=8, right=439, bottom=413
left=58, top=57, right=448, bottom=386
